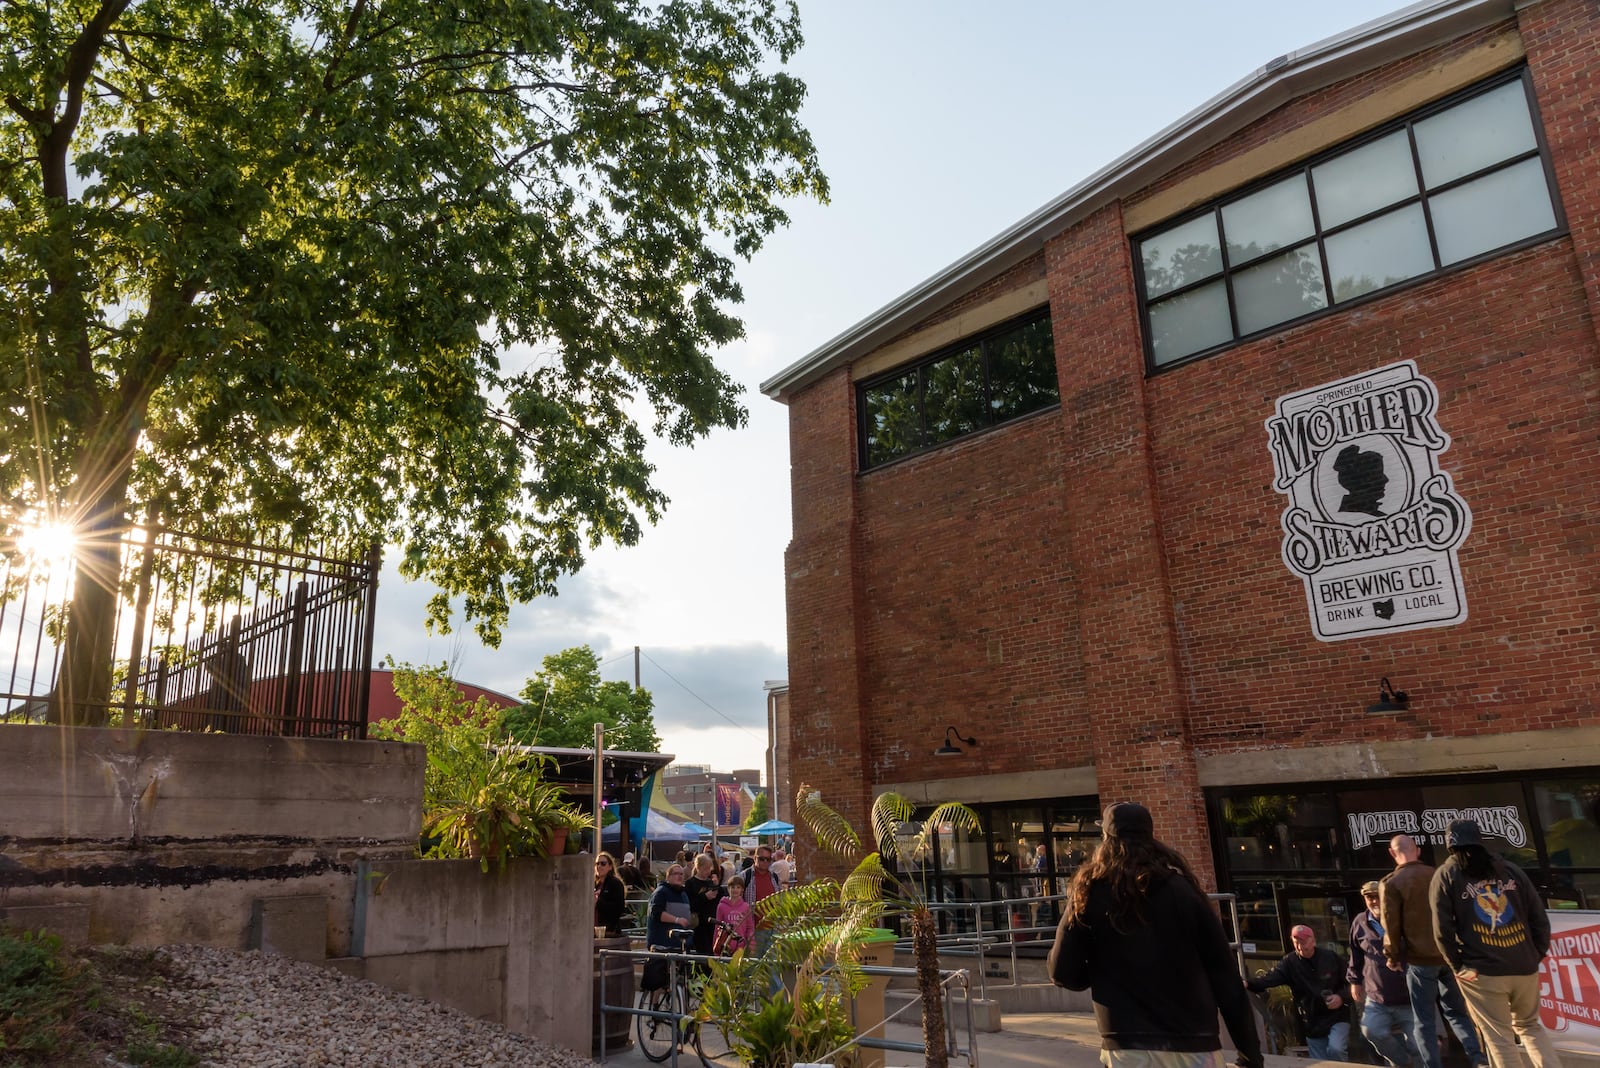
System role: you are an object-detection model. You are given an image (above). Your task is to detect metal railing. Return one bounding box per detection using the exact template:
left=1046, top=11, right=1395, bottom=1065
left=876, top=890, right=1247, bottom=1001
left=0, top=526, right=378, bottom=737
left=596, top=945, right=981, bottom=1067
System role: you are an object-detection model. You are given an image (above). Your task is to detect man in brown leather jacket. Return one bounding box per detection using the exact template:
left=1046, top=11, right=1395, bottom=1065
left=1380, top=834, right=1486, bottom=1068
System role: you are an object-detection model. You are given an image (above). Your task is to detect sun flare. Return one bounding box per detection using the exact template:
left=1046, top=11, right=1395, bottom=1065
left=16, top=519, right=78, bottom=568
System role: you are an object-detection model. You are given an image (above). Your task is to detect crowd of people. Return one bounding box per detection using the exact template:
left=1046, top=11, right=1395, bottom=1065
left=596, top=806, right=1569, bottom=1068
left=591, top=839, right=798, bottom=951
left=1049, top=804, right=1564, bottom=1068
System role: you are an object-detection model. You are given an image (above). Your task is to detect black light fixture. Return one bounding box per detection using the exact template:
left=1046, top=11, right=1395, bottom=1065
left=934, top=726, right=977, bottom=757
left=1366, top=677, right=1410, bottom=714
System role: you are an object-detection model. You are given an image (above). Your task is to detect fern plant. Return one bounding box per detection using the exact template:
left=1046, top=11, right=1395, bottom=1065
left=752, top=784, right=980, bottom=1068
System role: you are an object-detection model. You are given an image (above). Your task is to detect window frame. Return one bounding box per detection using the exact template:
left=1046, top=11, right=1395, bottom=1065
left=1135, top=67, right=1566, bottom=374
left=855, top=306, right=1058, bottom=472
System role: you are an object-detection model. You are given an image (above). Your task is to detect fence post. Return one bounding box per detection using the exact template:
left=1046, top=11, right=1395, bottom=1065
left=280, top=581, right=309, bottom=736
left=352, top=544, right=381, bottom=739
left=121, top=532, right=159, bottom=724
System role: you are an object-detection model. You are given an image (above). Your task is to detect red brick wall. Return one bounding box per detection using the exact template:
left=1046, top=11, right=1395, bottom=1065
left=780, top=0, right=1600, bottom=886
left=1043, top=201, right=1215, bottom=880
left=784, top=367, right=872, bottom=877
left=855, top=405, right=1087, bottom=786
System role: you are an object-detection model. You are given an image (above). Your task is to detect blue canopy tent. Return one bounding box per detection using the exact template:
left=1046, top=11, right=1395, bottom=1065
left=744, top=819, right=794, bottom=837
left=679, top=822, right=714, bottom=837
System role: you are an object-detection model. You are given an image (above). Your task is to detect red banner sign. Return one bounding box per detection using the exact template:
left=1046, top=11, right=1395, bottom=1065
left=1540, top=912, right=1600, bottom=1053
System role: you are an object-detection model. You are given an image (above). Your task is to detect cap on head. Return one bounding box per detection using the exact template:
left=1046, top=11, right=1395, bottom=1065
left=624, top=852, right=635, bottom=863
left=1447, top=820, right=1484, bottom=848
left=1102, top=802, right=1154, bottom=840
left=1360, top=880, right=1381, bottom=895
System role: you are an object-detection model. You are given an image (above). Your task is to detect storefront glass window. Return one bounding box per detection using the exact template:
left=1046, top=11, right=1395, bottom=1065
left=1219, top=791, right=1342, bottom=871
left=1535, top=779, right=1600, bottom=868
left=1340, top=780, right=1536, bottom=869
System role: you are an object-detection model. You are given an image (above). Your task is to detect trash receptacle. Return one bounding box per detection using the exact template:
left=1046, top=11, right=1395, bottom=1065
left=853, top=928, right=897, bottom=1068
left=593, top=936, right=635, bottom=1055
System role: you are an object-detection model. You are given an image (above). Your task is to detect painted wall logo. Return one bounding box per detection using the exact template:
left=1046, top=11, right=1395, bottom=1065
left=1265, top=361, right=1473, bottom=641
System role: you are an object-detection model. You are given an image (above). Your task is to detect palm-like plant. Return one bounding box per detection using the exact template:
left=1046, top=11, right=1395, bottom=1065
left=755, top=784, right=979, bottom=1068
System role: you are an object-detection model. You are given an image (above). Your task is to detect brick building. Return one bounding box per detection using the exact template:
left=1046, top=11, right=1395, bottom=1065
left=762, top=0, right=1600, bottom=964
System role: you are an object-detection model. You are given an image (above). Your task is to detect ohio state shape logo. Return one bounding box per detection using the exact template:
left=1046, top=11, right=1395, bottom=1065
left=1264, top=361, right=1472, bottom=642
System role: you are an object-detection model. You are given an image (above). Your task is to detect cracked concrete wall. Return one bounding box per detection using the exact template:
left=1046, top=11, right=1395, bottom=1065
left=0, top=725, right=423, bottom=951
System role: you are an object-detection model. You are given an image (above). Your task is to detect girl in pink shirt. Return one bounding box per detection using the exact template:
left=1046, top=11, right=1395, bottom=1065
left=714, top=875, right=754, bottom=954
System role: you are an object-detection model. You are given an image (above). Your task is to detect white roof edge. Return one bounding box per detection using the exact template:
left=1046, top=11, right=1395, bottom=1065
left=760, top=0, right=1525, bottom=401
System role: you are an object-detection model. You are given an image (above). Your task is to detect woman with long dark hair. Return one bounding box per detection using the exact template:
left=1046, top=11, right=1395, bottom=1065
left=1049, top=802, right=1262, bottom=1068
left=593, top=851, right=627, bottom=937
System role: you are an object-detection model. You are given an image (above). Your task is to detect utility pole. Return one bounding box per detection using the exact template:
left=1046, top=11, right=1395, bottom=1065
left=633, top=645, right=640, bottom=689
left=593, top=720, right=604, bottom=853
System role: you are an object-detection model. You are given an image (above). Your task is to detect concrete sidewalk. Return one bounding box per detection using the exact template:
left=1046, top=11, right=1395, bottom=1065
left=599, top=1006, right=1354, bottom=1068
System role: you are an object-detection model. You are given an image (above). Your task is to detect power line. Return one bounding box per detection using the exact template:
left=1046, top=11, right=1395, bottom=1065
left=637, top=649, right=764, bottom=743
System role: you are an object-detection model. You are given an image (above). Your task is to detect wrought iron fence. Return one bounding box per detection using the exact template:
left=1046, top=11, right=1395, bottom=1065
left=0, top=527, right=378, bottom=738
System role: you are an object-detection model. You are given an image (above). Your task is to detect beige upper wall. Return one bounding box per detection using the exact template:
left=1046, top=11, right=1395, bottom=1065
left=1124, top=27, right=1525, bottom=234
left=850, top=280, right=1051, bottom=383
left=877, top=725, right=1600, bottom=807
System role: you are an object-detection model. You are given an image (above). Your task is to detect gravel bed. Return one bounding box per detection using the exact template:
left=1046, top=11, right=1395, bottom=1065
left=155, top=944, right=601, bottom=1068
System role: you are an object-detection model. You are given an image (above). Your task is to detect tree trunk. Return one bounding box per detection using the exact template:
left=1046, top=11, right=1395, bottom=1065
left=55, top=465, right=132, bottom=727
left=911, top=905, right=948, bottom=1068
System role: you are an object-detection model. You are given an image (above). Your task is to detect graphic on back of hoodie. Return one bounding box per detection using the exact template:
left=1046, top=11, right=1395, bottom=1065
left=1464, top=878, right=1529, bottom=949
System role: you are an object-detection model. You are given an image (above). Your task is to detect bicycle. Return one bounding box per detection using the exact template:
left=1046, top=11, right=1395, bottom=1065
left=636, top=925, right=743, bottom=1066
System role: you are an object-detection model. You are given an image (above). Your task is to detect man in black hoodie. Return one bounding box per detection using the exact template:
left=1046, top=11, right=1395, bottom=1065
left=1430, top=819, right=1563, bottom=1068
left=1050, top=802, right=1263, bottom=1068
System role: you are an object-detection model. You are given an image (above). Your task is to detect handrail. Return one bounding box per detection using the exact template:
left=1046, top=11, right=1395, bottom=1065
left=870, top=890, right=1248, bottom=994
left=595, top=946, right=980, bottom=1066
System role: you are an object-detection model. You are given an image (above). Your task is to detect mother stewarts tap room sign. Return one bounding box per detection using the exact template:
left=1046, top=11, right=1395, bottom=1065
left=1265, top=360, right=1473, bottom=641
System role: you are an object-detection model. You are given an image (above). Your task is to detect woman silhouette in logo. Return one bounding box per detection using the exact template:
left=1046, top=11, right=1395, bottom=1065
left=1333, top=444, right=1388, bottom=517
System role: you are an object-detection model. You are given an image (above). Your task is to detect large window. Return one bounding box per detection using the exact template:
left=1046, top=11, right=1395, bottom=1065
left=1136, top=69, right=1562, bottom=369
left=858, top=309, right=1057, bottom=469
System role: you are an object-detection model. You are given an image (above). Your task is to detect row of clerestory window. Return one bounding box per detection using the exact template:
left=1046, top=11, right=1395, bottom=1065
left=856, top=309, right=1058, bottom=470
left=1136, top=67, right=1563, bottom=370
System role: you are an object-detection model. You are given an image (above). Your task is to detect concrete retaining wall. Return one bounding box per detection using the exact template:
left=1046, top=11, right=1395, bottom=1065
left=0, top=725, right=591, bottom=1053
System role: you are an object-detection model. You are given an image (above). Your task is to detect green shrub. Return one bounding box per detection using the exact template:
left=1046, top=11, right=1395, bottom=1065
left=0, top=927, right=93, bottom=1061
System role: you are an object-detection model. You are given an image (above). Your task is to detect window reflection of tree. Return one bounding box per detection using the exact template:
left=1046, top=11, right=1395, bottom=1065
left=987, top=319, right=1058, bottom=420
left=1141, top=242, right=1223, bottom=297
left=923, top=347, right=985, bottom=443
left=865, top=371, right=920, bottom=464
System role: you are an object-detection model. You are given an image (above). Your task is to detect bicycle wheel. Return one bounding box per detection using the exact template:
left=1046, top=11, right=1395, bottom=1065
left=636, top=984, right=683, bottom=1063
left=692, top=1012, right=739, bottom=1068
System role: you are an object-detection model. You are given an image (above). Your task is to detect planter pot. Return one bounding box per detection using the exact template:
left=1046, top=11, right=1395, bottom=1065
left=548, top=828, right=568, bottom=856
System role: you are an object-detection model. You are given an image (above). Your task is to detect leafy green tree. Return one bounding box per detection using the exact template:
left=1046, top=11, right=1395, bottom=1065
left=371, top=659, right=587, bottom=870
left=500, top=645, right=661, bottom=753
left=741, top=789, right=770, bottom=830
left=0, top=0, right=826, bottom=723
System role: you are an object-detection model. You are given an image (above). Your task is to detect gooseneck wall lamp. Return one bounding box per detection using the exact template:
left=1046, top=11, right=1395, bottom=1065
left=1365, top=677, right=1410, bottom=715
left=934, top=726, right=978, bottom=757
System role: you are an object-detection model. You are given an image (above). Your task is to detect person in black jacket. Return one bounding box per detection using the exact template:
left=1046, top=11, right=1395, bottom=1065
left=1247, top=925, right=1349, bottom=1061
left=1049, top=802, right=1263, bottom=1068
left=1430, top=819, right=1563, bottom=1068
left=593, top=851, right=627, bottom=937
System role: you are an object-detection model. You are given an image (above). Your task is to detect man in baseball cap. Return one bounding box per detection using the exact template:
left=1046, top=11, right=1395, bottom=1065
left=1349, top=880, right=1420, bottom=1066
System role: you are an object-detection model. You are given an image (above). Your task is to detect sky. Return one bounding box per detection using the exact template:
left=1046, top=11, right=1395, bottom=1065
left=373, top=0, right=1411, bottom=777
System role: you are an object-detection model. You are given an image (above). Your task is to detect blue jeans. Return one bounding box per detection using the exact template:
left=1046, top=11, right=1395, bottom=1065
left=1307, top=1021, right=1349, bottom=1062
left=1362, top=1000, right=1420, bottom=1067
left=1406, top=965, right=1486, bottom=1068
